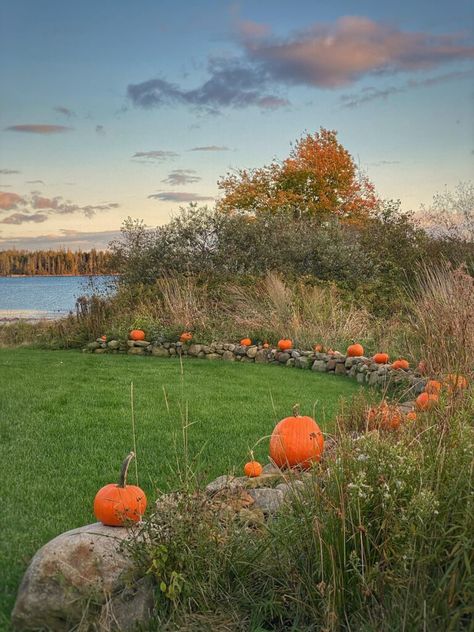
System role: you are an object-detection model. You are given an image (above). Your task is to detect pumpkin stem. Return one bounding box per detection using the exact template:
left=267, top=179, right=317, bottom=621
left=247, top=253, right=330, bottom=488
left=118, top=451, right=135, bottom=488
left=292, top=404, right=300, bottom=417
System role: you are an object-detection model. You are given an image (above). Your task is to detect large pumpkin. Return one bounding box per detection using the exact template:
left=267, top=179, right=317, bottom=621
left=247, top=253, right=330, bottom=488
left=129, top=329, right=145, bottom=341
left=277, top=339, right=293, bottom=351
left=240, top=337, right=252, bottom=346
left=373, top=352, right=389, bottom=364
left=94, top=452, right=147, bottom=526
left=269, top=405, right=324, bottom=469
left=180, top=332, right=193, bottom=343
left=392, top=359, right=409, bottom=370
left=347, top=342, right=364, bottom=357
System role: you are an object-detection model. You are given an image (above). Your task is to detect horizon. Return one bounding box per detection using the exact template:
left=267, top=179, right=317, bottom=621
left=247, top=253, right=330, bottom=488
left=0, top=0, right=473, bottom=250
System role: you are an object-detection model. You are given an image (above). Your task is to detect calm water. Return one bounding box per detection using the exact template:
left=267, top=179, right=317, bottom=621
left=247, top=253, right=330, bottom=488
left=0, top=276, right=116, bottom=320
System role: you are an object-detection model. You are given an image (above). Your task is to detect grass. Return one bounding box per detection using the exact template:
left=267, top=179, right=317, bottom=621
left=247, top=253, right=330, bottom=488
left=0, top=347, right=362, bottom=626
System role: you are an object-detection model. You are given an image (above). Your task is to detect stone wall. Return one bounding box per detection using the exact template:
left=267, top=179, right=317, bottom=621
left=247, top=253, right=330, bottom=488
left=85, top=338, right=427, bottom=397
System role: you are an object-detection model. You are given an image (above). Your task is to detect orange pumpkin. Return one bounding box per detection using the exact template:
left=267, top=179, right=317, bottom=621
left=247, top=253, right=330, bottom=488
left=269, top=405, right=324, bottom=469
left=347, top=342, right=364, bottom=357
left=262, top=342, right=270, bottom=349
left=425, top=379, right=442, bottom=395
left=406, top=411, right=417, bottom=421
left=240, top=338, right=252, bottom=346
left=94, top=452, right=147, bottom=527
left=445, top=373, right=468, bottom=392
left=373, top=352, right=389, bottom=364
left=314, top=343, right=323, bottom=353
left=129, top=329, right=145, bottom=341
left=367, top=401, right=401, bottom=430
left=179, top=332, right=193, bottom=343
left=277, top=339, right=293, bottom=351
left=101, top=335, right=107, bottom=342
left=392, top=359, right=409, bottom=370
left=416, top=392, right=438, bottom=411
left=244, top=460, right=263, bottom=477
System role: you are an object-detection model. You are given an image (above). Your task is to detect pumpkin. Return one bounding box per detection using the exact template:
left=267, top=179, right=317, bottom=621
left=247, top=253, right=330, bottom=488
left=100, top=335, right=107, bottom=342
left=240, top=338, right=252, bottom=346
left=277, top=339, right=293, bottom=351
left=262, top=342, right=270, bottom=349
left=416, top=392, right=438, bottom=411
left=373, top=352, right=389, bottom=364
left=314, top=343, right=323, bottom=353
left=392, top=359, right=409, bottom=370
left=367, top=401, right=401, bottom=430
left=425, top=379, right=442, bottom=395
left=179, top=332, right=193, bottom=343
left=269, top=404, right=324, bottom=469
left=129, top=329, right=145, bottom=341
left=445, top=373, right=468, bottom=392
left=94, top=452, right=147, bottom=526
left=406, top=411, right=417, bottom=421
left=244, top=460, right=263, bottom=477
left=347, top=342, right=364, bottom=357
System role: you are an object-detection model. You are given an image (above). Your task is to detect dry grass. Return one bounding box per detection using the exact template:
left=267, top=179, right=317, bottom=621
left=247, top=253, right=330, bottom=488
left=406, top=264, right=474, bottom=376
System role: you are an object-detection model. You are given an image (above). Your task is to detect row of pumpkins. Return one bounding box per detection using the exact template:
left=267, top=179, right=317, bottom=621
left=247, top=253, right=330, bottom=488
left=93, top=404, right=324, bottom=527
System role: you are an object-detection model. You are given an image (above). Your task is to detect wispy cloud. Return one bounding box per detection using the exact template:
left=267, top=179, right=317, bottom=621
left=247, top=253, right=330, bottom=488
left=189, top=145, right=230, bottom=152
left=95, top=124, right=106, bottom=135
left=340, top=69, right=474, bottom=107
left=5, top=124, right=73, bottom=134
left=54, top=106, right=75, bottom=118
left=0, top=228, right=122, bottom=250
left=162, top=169, right=201, bottom=185
left=127, top=57, right=290, bottom=113
left=132, top=150, right=179, bottom=161
left=148, top=191, right=215, bottom=202
left=26, top=180, right=45, bottom=185
left=0, top=212, right=48, bottom=225
left=238, top=17, right=474, bottom=88
left=0, top=169, right=21, bottom=175
left=0, top=192, right=25, bottom=210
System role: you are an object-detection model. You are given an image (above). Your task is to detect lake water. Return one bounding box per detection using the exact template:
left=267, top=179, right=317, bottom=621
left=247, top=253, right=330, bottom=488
left=0, top=276, right=116, bottom=321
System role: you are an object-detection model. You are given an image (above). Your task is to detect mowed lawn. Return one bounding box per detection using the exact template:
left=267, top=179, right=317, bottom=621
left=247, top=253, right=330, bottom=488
left=0, top=348, right=363, bottom=624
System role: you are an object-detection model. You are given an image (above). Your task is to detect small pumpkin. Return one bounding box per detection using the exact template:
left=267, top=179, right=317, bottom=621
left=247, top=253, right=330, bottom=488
left=314, top=343, right=323, bottom=353
left=373, top=352, right=389, bottom=364
left=277, top=339, right=293, bottom=351
left=347, top=342, right=364, bottom=357
left=179, top=332, right=193, bottom=343
left=392, top=359, right=409, bottom=370
left=269, top=404, right=324, bottom=469
left=262, top=342, right=270, bottom=349
left=367, top=401, right=401, bottom=430
left=244, top=460, right=263, bottom=478
left=100, top=335, right=107, bottom=342
left=94, top=452, right=147, bottom=527
left=240, top=337, right=252, bottom=346
left=406, top=411, right=417, bottom=422
left=129, top=329, right=145, bottom=341
left=416, top=392, right=438, bottom=411
left=425, top=379, right=442, bottom=395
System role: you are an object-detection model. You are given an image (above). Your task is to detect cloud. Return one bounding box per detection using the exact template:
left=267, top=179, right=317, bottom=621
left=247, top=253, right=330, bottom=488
left=0, top=190, right=119, bottom=223
left=189, top=145, right=230, bottom=152
left=5, top=124, right=73, bottom=134
left=0, top=169, right=20, bottom=175
left=54, top=106, right=75, bottom=118
left=127, top=57, right=290, bottom=113
left=239, top=17, right=474, bottom=88
left=132, top=150, right=179, bottom=161
left=0, top=191, right=25, bottom=210
left=0, top=228, right=122, bottom=250
left=340, top=69, right=474, bottom=107
left=96, top=124, right=106, bottom=135
left=162, top=169, right=201, bottom=185
left=0, top=212, right=48, bottom=225
left=26, top=180, right=45, bottom=184
left=148, top=192, right=215, bottom=202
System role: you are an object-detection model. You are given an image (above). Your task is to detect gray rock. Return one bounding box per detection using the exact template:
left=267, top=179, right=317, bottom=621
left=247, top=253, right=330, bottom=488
left=99, top=577, right=154, bottom=631
left=11, top=523, right=142, bottom=632
left=276, top=480, right=305, bottom=496
left=286, top=358, right=295, bottom=367
left=133, top=340, right=150, bottom=347
left=128, top=347, right=145, bottom=355
left=86, top=341, right=101, bottom=350
left=151, top=346, right=169, bottom=357
left=107, top=340, right=120, bottom=350
left=227, top=344, right=236, bottom=352
left=255, top=350, right=269, bottom=363
left=205, top=475, right=243, bottom=494
left=278, top=352, right=291, bottom=364
left=290, top=350, right=301, bottom=359
left=201, top=345, right=211, bottom=354
left=327, top=358, right=337, bottom=371
left=94, top=348, right=107, bottom=354
left=295, top=356, right=309, bottom=369
left=335, top=363, right=346, bottom=375
left=168, top=347, right=176, bottom=356
left=234, top=345, right=247, bottom=356
left=248, top=488, right=284, bottom=514
left=246, top=346, right=258, bottom=359
left=127, top=340, right=136, bottom=347
left=312, top=360, right=327, bottom=372
left=206, top=353, right=221, bottom=361
left=222, top=351, right=235, bottom=361
left=368, top=371, right=380, bottom=386
left=356, top=373, right=366, bottom=384
left=197, top=351, right=206, bottom=358
left=187, top=344, right=202, bottom=357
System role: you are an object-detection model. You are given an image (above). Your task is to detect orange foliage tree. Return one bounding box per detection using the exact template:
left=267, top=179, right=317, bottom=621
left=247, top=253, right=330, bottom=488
left=217, top=128, right=378, bottom=224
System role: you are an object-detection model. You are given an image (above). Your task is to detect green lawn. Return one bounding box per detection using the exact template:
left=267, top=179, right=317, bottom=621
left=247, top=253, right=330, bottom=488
left=0, top=348, right=363, bottom=625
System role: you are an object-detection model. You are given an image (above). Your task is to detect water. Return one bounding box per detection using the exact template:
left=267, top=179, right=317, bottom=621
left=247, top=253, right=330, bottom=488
left=0, top=276, right=116, bottom=321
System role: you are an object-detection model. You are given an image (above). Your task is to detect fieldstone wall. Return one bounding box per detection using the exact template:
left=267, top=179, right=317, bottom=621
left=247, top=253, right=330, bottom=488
left=85, top=338, right=427, bottom=397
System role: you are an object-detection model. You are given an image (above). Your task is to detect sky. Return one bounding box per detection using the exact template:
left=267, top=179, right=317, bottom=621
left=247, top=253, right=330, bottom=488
left=0, top=0, right=473, bottom=250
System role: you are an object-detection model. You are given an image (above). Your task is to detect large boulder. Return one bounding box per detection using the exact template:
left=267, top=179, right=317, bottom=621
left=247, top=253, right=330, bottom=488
left=11, top=523, right=154, bottom=631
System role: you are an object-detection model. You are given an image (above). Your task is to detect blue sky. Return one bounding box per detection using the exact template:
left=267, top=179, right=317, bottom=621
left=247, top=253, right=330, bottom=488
left=0, top=0, right=473, bottom=249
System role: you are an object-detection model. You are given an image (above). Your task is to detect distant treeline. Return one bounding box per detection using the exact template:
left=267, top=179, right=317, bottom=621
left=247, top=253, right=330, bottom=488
left=0, top=249, right=113, bottom=276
